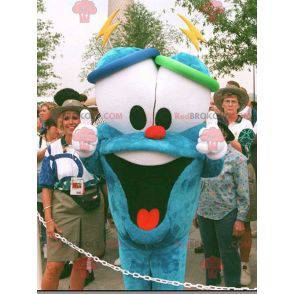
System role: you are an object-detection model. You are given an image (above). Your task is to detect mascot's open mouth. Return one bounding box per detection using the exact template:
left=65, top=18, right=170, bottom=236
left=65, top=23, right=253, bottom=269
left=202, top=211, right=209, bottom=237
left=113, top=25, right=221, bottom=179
left=106, top=154, right=193, bottom=231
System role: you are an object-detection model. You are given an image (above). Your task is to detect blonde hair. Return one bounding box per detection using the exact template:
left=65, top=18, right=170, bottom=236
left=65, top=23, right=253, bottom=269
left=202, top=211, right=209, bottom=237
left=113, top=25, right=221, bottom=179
left=58, top=110, right=81, bottom=131
left=40, top=102, right=57, bottom=111
left=56, top=113, right=64, bottom=132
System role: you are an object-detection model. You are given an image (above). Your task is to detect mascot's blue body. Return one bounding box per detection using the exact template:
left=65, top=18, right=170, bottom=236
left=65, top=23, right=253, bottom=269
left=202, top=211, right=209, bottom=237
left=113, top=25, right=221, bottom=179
left=76, top=47, right=225, bottom=290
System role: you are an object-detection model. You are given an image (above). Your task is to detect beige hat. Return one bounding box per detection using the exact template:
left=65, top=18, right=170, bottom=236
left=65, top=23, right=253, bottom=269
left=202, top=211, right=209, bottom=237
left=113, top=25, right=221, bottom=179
left=51, top=99, right=90, bottom=119
left=213, top=86, right=249, bottom=112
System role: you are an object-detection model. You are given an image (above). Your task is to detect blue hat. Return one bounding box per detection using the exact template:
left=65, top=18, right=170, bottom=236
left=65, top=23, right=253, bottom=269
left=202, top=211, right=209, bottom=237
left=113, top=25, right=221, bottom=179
left=172, top=52, right=211, bottom=76
left=87, top=47, right=160, bottom=84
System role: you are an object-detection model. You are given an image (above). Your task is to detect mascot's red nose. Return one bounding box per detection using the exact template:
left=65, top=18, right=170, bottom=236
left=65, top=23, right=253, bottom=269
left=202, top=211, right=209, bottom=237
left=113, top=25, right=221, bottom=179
left=145, top=125, right=166, bottom=140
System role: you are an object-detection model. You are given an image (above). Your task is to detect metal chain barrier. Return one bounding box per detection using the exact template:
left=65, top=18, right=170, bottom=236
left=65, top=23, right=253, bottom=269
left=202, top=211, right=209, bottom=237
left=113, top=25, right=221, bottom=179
left=38, top=212, right=257, bottom=290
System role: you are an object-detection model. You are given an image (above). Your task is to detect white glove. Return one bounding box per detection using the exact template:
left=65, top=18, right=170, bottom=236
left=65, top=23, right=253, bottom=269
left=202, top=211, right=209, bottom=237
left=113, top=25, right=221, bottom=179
left=196, top=111, right=227, bottom=160
left=72, top=109, right=98, bottom=158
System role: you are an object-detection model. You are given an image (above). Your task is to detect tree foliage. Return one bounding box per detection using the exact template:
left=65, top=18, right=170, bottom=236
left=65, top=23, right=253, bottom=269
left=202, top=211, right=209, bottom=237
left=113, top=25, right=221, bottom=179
left=37, top=0, right=62, bottom=97
left=80, top=2, right=183, bottom=85
left=176, top=0, right=257, bottom=76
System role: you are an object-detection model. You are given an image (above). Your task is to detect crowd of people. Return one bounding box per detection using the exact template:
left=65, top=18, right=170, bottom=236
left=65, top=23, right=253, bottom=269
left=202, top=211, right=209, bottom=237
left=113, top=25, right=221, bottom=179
left=37, top=81, right=257, bottom=290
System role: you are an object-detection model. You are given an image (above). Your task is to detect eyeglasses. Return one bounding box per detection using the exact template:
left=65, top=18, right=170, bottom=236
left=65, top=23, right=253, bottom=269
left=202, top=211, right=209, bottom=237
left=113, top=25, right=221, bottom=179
left=223, top=99, right=239, bottom=105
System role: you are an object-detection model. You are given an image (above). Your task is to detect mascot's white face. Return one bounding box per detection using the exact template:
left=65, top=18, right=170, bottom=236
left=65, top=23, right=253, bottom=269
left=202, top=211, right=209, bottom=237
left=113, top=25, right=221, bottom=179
left=95, top=60, right=210, bottom=165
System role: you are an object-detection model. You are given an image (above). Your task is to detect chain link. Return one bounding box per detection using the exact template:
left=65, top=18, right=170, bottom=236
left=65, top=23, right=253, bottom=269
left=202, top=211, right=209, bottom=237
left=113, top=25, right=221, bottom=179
left=38, top=212, right=256, bottom=290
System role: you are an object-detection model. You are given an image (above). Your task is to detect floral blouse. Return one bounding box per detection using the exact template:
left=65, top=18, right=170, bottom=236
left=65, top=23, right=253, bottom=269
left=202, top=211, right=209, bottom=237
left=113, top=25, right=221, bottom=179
left=197, top=145, right=250, bottom=221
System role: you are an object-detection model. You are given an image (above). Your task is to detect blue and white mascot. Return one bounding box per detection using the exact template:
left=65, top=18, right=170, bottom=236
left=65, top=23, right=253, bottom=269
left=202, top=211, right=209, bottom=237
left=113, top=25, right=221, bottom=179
left=72, top=14, right=227, bottom=290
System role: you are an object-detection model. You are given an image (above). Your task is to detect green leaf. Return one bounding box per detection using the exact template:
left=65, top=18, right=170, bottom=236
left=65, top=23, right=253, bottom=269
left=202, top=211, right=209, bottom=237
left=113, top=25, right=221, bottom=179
left=175, top=0, right=256, bottom=76
left=37, top=0, right=63, bottom=97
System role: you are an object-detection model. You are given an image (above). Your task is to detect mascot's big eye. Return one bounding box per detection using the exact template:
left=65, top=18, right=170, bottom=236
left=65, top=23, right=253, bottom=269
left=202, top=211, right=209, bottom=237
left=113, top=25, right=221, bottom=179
left=154, top=67, right=211, bottom=132
left=155, top=108, right=172, bottom=130
left=130, top=105, right=147, bottom=130
left=94, top=60, right=158, bottom=134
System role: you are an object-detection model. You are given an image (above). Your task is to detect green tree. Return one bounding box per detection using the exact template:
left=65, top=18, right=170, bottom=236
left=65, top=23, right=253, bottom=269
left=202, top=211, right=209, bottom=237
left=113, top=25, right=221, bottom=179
left=176, top=0, right=257, bottom=76
left=80, top=2, right=183, bottom=85
left=37, top=0, right=63, bottom=97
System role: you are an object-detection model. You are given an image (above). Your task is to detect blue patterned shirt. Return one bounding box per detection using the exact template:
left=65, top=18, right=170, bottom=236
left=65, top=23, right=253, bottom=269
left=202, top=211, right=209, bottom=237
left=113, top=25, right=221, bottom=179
left=197, top=145, right=250, bottom=221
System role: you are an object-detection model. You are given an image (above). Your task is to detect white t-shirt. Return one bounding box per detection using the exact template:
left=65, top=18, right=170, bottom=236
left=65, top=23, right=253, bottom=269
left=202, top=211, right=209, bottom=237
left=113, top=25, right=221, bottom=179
left=228, top=116, right=254, bottom=140
left=238, top=106, right=252, bottom=120
left=42, top=138, right=94, bottom=184
left=37, top=136, right=48, bottom=174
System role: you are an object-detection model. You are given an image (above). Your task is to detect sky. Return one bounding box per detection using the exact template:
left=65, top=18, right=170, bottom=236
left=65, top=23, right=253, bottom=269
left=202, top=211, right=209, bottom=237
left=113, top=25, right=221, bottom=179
left=40, top=0, right=256, bottom=101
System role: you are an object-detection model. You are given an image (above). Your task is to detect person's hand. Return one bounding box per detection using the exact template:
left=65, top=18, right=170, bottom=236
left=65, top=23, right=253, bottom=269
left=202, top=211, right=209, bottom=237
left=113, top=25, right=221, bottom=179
left=232, top=220, right=245, bottom=237
left=72, top=109, right=98, bottom=158
left=46, top=220, right=62, bottom=240
left=196, top=111, right=227, bottom=160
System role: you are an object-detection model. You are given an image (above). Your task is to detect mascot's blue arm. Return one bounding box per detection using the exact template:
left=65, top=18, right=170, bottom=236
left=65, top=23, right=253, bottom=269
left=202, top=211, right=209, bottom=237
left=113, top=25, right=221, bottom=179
left=81, top=148, right=103, bottom=177
left=201, top=156, right=224, bottom=178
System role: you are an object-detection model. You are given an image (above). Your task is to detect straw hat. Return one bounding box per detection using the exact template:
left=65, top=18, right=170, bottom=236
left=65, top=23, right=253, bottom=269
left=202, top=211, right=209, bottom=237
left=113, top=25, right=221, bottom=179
left=51, top=99, right=88, bottom=120
left=213, top=85, right=249, bottom=112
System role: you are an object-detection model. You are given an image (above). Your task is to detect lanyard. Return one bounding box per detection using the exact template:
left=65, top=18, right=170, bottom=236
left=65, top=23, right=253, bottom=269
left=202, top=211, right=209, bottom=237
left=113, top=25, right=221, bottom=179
left=61, top=136, right=80, bottom=177
left=61, top=136, right=69, bottom=153
left=61, top=137, right=86, bottom=195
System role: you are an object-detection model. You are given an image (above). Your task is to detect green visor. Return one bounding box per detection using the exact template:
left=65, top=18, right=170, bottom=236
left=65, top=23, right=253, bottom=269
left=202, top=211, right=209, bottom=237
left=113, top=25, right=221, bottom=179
left=155, top=55, right=219, bottom=92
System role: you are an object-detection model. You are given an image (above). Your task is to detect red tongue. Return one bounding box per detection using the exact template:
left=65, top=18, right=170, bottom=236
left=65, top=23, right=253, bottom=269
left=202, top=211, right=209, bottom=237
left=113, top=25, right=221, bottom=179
left=137, top=208, right=160, bottom=231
